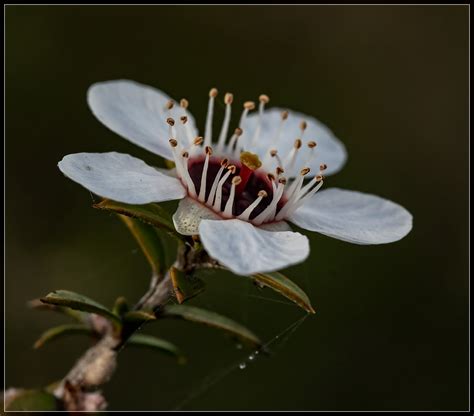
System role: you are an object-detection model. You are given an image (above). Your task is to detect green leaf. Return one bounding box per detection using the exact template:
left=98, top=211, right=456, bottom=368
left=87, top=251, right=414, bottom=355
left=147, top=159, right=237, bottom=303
left=170, top=266, right=205, bottom=304
left=5, top=389, right=61, bottom=411
left=33, top=324, right=95, bottom=349
left=119, top=216, right=166, bottom=275
left=94, top=199, right=184, bottom=241
left=40, top=290, right=121, bottom=325
left=122, top=310, right=157, bottom=324
left=127, top=334, right=186, bottom=363
left=252, top=271, right=315, bottom=314
left=159, top=304, right=261, bottom=348
left=28, top=298, right=89, bottom=323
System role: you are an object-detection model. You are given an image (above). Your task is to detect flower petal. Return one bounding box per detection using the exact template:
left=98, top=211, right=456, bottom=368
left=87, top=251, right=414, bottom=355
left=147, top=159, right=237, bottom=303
left=172, top=197, right=221, bottom=236
left=199, top=219, right=309, bottom=276
left=58, top=152, right=186, bottom=204
left=87, top=80, right=198, bottom=160
left=240, top=107, right=347, bottom=177
left=258, top=221, right=292, bottom=232
left=289, top=188, right=413, bottom=244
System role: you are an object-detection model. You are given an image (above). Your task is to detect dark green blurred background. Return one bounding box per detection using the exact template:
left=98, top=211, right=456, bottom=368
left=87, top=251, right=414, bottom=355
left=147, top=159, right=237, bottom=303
left=5, top=5, right=468, bottom=411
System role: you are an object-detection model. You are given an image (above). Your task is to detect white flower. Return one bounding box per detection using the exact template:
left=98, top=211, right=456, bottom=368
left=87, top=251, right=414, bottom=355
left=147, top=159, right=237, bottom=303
left=58, top=80, right=412, bottom=276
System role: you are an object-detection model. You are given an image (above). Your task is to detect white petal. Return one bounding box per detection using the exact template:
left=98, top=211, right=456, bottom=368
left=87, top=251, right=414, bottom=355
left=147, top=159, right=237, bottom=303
left=240, top=107, right=347, bottom=177
left=172, top=197, right=221, bottom=236
left=258, top=221, right=292, bottom=232
left=199, top=219, right=309, bottom=276
left=289, top=188, right=413, bottom=244
left=58, top=152, right=186, bottom=204
left=87, top=80, right=198, bottom=160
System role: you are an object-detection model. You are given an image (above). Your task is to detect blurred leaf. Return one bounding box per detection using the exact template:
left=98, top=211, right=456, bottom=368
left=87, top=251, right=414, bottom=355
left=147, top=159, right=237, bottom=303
left=119, top=216, right=166, bottom=276
left=112, top=296, right=130, bottom=317
left=122, top=310, right=157, bottom=324
left=170, top=266, right=205, bottom=304
left=33, top=324, right=95, bottom=349
left=28, top=298, right=89, bottom=323
left=40, top=290, right=120, bottom=325
left=94, top=199, right=184, bottom=241
left=159, top=304, right=261, bottom=347
left=252, top=272, right=315, bottom=314
left=127, top=333, right=186, bottom=363
left=5, top=389, right=61, bottom=411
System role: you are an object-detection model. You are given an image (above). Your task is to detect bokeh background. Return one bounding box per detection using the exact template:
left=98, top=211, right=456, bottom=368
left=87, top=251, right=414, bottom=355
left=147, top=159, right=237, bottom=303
left=5, top=5, right=469, bottom=411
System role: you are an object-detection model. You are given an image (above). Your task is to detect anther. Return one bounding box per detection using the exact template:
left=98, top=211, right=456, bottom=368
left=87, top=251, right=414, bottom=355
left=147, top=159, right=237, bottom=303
left=270, top=149, right=278, bottom=157
left=258, top=190, right=268, bottom=198
left=227, top=164, right=236, bottom=174
left=166, top=117, right=175, bottom=126
left=276, top=166, right=285, bottom=176
left=180, top=116, right=188, bottom=124
left=300, top=121, right=307, bottom=131
left=259, top=94, right=270, bottom=104
left=166, top=100, right=174, bottom=110
left=319, top=163, right=327, bottom=171
left=281, top=110, right=289, bottom=120
left=193, top=136, right=204, bottom=146
left=209, top=88, right=218, bottom=98
left=278, top=177, right=287, bottom=185
left=220, top=158, right=229, bottom=167
left=316, top=174, right=324, bottom=182
left=181, top=151, right=189, bottom=158
left=300, top=167, right=311, bottom=176
left=235, top=127, right=243, bottom=136
left=232, top=176, right=242, bottom=186
left=205, top=146, right=213, bottom=155
left=267, top=173, right=276, bottom=182
left=180, top=98, right=189, bottom=108
left=169, top=139, right=178, bottom=147
left=308, top=141, right=317, bottom=148
left=244, top=101, right=256, bottom=110
left=294, top=139, right=302, bottom=149
left=224, top=93, right=234, bottom=104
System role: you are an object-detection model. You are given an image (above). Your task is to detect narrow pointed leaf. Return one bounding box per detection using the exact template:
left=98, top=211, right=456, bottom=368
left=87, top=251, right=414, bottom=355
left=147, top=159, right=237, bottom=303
left=127, top=334, right=186, bottom=363
left=5, top=390, right=61, bottom=411
left=252, top=271, right=315, bottom=314
left=159, top=304, right=261, bottom=347
left=94, top=199, right=184, bottom=241
left=170, top=267, right=205, bottom=304
left=122, top=310, right=157, bottom=324
left=40, top=290, right=121, bottom=325
left=28, top=299, right=89, bottom=323
left=119, top=216, right=166, bottom=275
left=33, top=324, right=95, bottom=349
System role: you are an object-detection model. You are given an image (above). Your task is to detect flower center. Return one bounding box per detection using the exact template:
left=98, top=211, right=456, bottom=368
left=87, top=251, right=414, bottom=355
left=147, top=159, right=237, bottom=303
left=166, top=89, right=328, bottom=225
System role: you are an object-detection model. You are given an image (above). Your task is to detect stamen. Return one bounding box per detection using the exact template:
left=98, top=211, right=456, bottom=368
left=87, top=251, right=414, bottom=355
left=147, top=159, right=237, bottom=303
left=213, top=165, right=235, bottom=212
left=252, top=179, right=285, bottom=225
left=269, top=149, right=283, bottom=168
left=166, top=100, right=174, bottom=111
left=227, top=127, right=243, bottom=155
left=169, top=139, right=197, bottom=198
left=301, top=140, right=318, bottom=167
left=285, top=176, right=324, bottom=216
left=206, top=158, right=228, bottom=206
left=179, top=151, right=198, bottom=198
left=204, top=88, right=218, bottom=146
left=275, top=167, right=311, bottom=220
left=198, top=146, right=213, bottom=202
left=216, top=92, right=233, bottom=152
left=299, top=120, right=307, bottom=139
left=223, top=176, right=242, bottom=217
left=249, top=94, right=270, bottom=148
left=283, top=139, right=302, bottom=172
left=238, top=190, right=267, bottom=221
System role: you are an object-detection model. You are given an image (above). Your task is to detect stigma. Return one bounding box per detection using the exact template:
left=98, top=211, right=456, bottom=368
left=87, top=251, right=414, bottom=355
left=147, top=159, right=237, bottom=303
left=166, top=88, right=327, bottom=225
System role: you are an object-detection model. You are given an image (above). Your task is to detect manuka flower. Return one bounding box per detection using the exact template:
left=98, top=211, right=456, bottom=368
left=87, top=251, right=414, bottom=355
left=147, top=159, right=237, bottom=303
left=58, top=80, right=412, bottom=276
